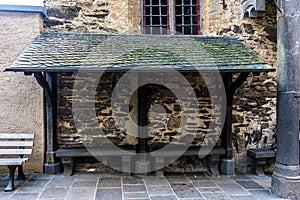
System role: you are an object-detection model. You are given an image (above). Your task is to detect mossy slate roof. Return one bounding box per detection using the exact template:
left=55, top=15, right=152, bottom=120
left=6, top=32, right=274, bottom=73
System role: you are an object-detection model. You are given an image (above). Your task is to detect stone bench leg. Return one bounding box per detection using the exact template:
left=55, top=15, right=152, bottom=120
left=210, top=155, right=221, bottom=177
left=251, top=158, right=265, bottom=176
left=122, top=156, right=131, bottom=176
left=61, top=157, right=74, bottom=176
left=204, top=155, right=220, bottom=177
left=155, top=157, right=165, bottom=177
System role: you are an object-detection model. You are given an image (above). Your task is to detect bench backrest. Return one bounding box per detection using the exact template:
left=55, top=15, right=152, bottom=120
left=0, top=134, right=34, bottom=156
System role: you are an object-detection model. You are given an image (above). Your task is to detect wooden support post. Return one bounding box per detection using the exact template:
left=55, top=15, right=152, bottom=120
left=34, top=72, right=60, bottom=174
left=220, top=72, right=249, bottom=175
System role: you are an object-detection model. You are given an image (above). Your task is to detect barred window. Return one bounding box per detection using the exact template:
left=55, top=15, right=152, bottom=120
left=142, top=0, right=201, bottom=35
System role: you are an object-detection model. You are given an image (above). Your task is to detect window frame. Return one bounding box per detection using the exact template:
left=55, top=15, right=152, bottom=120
left=141, top=0, right=203, bottom=35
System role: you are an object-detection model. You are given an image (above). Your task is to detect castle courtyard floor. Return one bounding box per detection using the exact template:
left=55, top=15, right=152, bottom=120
left=0, top=172, right=287, bottom=200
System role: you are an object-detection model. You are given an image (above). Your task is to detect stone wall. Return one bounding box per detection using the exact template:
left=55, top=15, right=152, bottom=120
left=0, top=12, right=45, bottom=172
left=45, top=0, right=140, bottom=33
left=203, top=0, right=277, bottom=67
left=57, top=71, right=223, bottom=173
left=45, top=0, right=278, bottom=172
left=57, top=72, right=220, bottom=147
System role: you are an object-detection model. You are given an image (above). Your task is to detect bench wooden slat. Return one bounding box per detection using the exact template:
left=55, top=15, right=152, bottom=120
left=0, top=134, right=34, bottom=139
left=247, top=148, right=276, bottom=159
left=56, top=147, right=135, bottom=157
left=0, top=158, right=29, bottom=165
left=56, top=146, right=135, bottom=176
left=150, top=146, right=225, bottom=177
left=0, top=149, right=32, bottom=155
left=56, top=145, right=225, bottom=176
left=150, top=146, right=225, bottom=157
left=0, top=141, right=33, bottom=147
left=0, top=133, right=34, bottom=191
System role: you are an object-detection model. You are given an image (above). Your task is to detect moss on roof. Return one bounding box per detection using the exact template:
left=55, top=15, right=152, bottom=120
left=6, top=31, right=274, bottom=72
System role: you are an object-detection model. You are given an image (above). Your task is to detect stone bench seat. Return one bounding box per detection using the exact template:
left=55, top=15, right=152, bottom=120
left=151, top=146, right=225, bottom=176
left=247, top=148, right=276, bottom=176
left=57, top=145, right=226, bottom=176
left=56, top=145, right=135, bottom=176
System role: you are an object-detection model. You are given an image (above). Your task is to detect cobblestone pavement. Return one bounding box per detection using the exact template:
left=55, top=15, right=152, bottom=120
left=0, top=172, right=287, bottom=200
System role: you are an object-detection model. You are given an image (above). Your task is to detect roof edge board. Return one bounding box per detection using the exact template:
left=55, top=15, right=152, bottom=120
left=0, top=4, right=45, bottom=14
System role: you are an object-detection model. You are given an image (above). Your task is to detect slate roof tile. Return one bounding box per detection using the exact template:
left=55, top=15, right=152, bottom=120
left=5, top=32, right=274, bottom=73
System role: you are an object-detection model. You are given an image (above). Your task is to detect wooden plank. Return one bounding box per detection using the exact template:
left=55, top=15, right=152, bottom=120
left=0, top=141, right=33, bottom=147
left=56, top=147, right=135, bottom=157
left=91, top=150, right=136, bottom=156
left=0, top=158, right=29, bottom=165
left=0, top=149, right=32, bottom=155
left=151, top=147, right=226, bottom=157
left=0, top=133, right=34, bottom=139
left=247, top=148, right=276, bottom=159
left=56, top=148, right=91, bottom=157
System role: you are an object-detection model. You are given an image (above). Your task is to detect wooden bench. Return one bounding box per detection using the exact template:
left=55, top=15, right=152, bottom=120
left=57, top=145, right=225, bottom=176
left=0, top=133, right=34, bottom=191
left=247, top=148, right=276, bottom=176
left=56, top=146, right=136, bottom=176
left=151, top=146, right=225, bottom=177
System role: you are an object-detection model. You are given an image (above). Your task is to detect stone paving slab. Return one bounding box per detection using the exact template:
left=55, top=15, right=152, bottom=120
left=231, top=173, right=250, bottom=180
left=236, top=180, right=265, bottom=189
left=249, top=189, right=283, bottom=200
left=171, top=182, right=204, bottom=199
left=98, top=177, right=121, bottom=187
left=147, top=185, right=174, bottom=196
left=96, top=188, right=122, bottom=200
left=197, top=187, right=223, bottom=193
left=123, top=184, right=147, bottom=193
left=150, top=196, right=177, bottom=200
left=202, top=192, right=232, bottom=200
left=192, top=180, right=218, bottom=187
left=217, top=183, right=251, bottom=196
left=0, top=172, right=288, bottom=200
left=123, top=192, right=148, bottom=199
left=252, top=179, right=272, bottom=189
left=47, top=176, right=74, bottom=187
left=9, top=193, right=40, bottom=200
left=66, top=187, right=96, bottom=200
left=230, top=195, right=258, bottom=200
left=39, top=186, right=69, bottom=199
left=15, top=186, right=46, bottom=193
left=73, top=180, right=98, bottom=187
left=123, top=177, right=144, bottom=185
left=143, top=177, right=169, bottom=186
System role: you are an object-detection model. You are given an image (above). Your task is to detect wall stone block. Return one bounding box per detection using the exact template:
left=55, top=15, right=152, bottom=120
left=47, top=5, right=80, bottom=19
left=45, top=0, right=140, bottom=33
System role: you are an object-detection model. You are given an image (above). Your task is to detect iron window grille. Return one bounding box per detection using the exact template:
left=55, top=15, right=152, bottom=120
left=142, top=0, right=201, bottom=35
